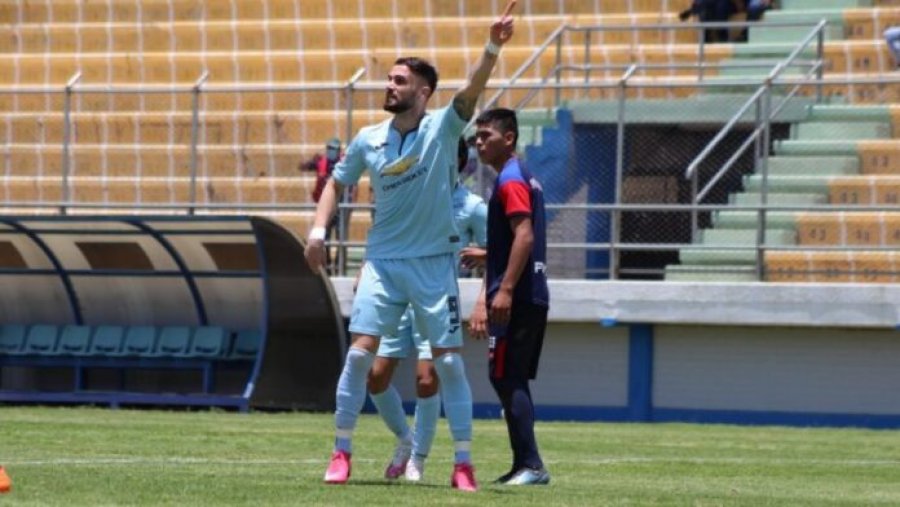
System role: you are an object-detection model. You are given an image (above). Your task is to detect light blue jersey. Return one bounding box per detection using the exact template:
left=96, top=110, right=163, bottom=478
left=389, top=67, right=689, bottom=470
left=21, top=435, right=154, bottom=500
left=333, top=105, right=467, bottom=259
left=375, top=183, right=487, bottom=359
left=452, top=184, right=488, bottom=249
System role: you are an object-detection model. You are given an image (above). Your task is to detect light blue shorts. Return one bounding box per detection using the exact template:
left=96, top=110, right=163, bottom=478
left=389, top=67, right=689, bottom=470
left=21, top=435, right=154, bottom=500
left=377, top=307, right=432, bottom=360
left=350, top=253, right=462, bottom=350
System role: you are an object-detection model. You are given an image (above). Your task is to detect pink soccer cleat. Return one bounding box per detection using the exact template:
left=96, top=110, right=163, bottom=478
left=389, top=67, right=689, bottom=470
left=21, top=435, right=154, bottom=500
left=384, top=460, right=406, bottom=480
left=450, top=462, right=478, bottom=492
left=324, top=450, right=351, bottom=484
left=383, top=441, right=412, bottom=479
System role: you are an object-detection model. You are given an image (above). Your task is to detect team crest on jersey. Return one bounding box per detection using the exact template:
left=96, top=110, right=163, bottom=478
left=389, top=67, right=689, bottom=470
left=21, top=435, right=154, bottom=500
left=382, top=156, right=418, bottom=176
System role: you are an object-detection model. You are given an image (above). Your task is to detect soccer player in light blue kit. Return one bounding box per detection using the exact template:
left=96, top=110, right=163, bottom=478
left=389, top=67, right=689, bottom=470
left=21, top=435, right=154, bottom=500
left=304, top=1, right=517, bottom=492
left=368, top=137, right=487, bottom=483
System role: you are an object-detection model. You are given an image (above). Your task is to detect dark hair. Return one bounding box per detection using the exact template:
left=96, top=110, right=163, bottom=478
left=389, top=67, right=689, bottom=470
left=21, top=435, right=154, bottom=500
left=475, top=107, right=519, bottom=145
left=457, top=137, right=468, bottom=172
left=394, top=57, right=438, bottom=95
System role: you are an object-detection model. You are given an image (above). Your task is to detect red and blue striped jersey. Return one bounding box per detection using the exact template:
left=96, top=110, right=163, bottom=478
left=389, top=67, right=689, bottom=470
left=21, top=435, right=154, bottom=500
left=486, top=157, right=549, bottom=308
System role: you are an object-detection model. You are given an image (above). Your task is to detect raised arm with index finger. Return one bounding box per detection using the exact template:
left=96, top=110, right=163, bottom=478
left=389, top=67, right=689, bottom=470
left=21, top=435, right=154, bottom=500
left=452, top=0, right=517, bottom=121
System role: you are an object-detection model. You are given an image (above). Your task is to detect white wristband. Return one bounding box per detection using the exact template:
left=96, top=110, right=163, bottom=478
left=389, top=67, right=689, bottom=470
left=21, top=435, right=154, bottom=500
left=485, top=41, right=501, bottom=56
left=308, top=226, right=326, bottom=241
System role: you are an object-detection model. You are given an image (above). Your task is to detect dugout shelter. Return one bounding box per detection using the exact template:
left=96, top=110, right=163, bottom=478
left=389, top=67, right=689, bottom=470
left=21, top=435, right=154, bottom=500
left=0, top=215, right=345, bottom=411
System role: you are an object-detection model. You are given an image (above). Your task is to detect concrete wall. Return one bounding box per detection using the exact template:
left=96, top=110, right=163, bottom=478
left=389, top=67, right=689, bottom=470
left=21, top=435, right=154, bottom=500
left=331, top=278, right=900, bottom=427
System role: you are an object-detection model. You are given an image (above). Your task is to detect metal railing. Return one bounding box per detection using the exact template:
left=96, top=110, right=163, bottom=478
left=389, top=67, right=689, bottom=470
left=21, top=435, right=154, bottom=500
left=482, top=19, right=832, bottom=112
left=0, top=20, right=898, bottom=281
left=684, top=19, right=828, bottom=279
left=480, top=19, right=833, bottom=280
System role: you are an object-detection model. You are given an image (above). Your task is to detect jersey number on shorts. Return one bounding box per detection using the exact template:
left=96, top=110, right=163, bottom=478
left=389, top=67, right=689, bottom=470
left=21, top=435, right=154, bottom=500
left=448, top=296, right=460, bottom=334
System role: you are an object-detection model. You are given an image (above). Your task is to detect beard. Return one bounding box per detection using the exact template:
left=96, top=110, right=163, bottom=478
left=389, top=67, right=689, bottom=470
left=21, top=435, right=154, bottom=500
left=383, top=93, right=414, bottom=114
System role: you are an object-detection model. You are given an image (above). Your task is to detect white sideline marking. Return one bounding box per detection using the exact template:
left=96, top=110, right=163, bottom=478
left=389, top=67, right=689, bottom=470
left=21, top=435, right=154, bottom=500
left=5, top=457, right=900, bottom=467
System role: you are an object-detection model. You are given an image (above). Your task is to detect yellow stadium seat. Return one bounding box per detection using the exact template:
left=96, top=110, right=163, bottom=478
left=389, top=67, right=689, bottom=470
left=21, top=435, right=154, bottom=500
left=850, top=251, right=897, bottom=283
left=885, top=214, right=900, bottom=246
left=765, top=251, right=811, bottom=282
left=874, top=178, right=900, bottom=205
left=0, top=110, right=382, bottom=146
left=859, top=141, right=900, bottom=175
left=809, top=252, right=855, bottom=283
left=827, top=177, right=900, bottom=206
left=844, top=213, right=883, bottom=245
left=795, top=213, right=843, bottom=245
left=829, top=178, right=874, bottom=205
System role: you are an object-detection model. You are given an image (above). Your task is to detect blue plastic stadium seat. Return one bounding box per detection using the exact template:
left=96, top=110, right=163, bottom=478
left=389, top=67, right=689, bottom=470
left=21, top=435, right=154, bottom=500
left=88, top=325, right=125, bottom=356
left=57, top=325, right=93, bottom=356
left=23, top=324, right=61, bottom=355
left=154, top=326, right=192, bottom=357
left=189, top=326, right=227, bottom=358
left=0, top=324, right=27, bottom=355
left=122, top=326, right=158, bottom=357
left=229, top=329, right=261, bottom=360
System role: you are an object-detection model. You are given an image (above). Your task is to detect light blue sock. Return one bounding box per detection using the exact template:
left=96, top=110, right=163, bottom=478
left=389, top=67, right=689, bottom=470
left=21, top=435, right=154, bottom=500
left=433, top=352, right=472, bottom=464
left=334, top=347, right=374, bottom=453
left=412, top=393, right=440, bottom=458
left=369, top=384, right=411, bottom=441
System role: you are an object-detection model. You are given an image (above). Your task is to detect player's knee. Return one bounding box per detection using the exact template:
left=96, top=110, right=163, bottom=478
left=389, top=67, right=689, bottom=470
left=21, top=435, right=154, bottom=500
left=346, top=346, right=373, bottom=370
left=489, top=374, right=524, bottom=396
left=367, top=366, right=391, bottom=394
left=433, top=352, right=465, bottom=382
left=415, top=373, right=439, bottom=397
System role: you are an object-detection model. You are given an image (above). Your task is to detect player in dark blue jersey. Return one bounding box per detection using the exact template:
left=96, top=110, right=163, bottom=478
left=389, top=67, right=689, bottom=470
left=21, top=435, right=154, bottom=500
left=466, top=107, right=550, bottom=486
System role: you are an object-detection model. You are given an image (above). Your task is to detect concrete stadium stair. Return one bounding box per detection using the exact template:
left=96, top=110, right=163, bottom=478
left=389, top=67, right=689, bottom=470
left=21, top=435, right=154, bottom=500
left=667, top=98, right=898, bottom=281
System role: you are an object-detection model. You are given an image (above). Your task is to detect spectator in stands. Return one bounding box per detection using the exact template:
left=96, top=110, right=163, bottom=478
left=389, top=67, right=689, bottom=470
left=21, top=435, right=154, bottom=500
left=679, top=0, right=739, bottom=43
left=300, top=137, right=344, bottom=274
left=679, top=0, right=774, bottom=43
left=745, top=0, right=773, bottom=22
left=311, top=137, right=343, bottom=203
left=304, top=0, right=517, bottom=492
left=885, top=26, right=900, bottom=68
left=467, top=107, right=550, bottom=486
left=735, top=0, right=775, bottom=42
left=364, top=137, right=487, bottom=484
left=0, top=465, right=10, bottom=493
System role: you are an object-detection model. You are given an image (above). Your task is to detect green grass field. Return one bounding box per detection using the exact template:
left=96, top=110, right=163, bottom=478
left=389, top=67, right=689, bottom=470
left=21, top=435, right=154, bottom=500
left=2, top=407, right=900, bottom=506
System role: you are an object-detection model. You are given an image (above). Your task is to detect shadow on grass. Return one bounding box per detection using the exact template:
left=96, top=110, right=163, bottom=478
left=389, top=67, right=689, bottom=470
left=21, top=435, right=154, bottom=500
left=322, top=479, right=521, bottom=495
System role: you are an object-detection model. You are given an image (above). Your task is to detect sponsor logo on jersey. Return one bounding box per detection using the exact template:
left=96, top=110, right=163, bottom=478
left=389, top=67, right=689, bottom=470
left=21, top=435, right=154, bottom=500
left=382, top=156, right=418, bottom=176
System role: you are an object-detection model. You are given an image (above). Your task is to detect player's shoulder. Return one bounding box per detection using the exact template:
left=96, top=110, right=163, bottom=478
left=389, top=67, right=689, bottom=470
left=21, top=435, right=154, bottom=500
left=496, top=159, right=527, bottom=185
left=422, top=104, right=465, bottom=133
left=354, top=118, right=392, bottom=146
left=421, top=105, right=455, bottom=126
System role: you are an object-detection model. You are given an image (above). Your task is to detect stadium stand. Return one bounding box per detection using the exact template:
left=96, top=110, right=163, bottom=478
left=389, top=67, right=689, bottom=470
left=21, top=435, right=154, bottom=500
left=664, top=0, right=900, bottom=282
left=0, top=0, right=897, bottom=283
left=0, top=1, right=721, bottom=251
